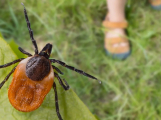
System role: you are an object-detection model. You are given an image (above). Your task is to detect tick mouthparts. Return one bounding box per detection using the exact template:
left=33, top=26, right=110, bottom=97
left=98, top=79, right=102, bottom=84
left=21, top=3, right=24, bottom=6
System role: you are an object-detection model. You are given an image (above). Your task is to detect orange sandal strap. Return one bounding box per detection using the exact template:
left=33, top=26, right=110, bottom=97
left=102, top=20, right=128, bottom=29
left=105, top=38, right=129, bottom=54
left=149, top=0, right=161, bottom=6
left=105, top=37, right=129, bottom=45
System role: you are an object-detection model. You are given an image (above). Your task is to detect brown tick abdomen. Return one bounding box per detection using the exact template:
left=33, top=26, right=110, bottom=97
left=8, top=57, right=54, bottom=112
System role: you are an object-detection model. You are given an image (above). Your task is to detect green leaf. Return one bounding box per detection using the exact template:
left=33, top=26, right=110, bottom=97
left=0, top=32, right=3, bottom=38
left=0, top=37, right=98, bottom=120
left=8, top=39, right=25, bottom=58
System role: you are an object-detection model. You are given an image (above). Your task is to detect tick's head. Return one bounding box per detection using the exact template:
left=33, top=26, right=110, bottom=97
left=39, top=43, right=52, bottom=59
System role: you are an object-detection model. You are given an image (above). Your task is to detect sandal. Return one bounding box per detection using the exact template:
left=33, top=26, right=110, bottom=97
left=102, top=17, right=131, bottom=60
left=149, top=0, right=161, bottom=10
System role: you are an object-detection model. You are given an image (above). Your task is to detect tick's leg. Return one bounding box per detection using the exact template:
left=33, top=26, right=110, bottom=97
left=54, top=72, right=70, bottom=91
left=52, top=65, right=63, bottom=75
left=18, top=47, right=32, bottom=56
left=21, top=3, right=38, bottom=54
left=0, top=66, right=16, bottom=89
left=50, top=59, right=101, bottom=84
left=0, top=58, right=24, bottom=68
left=53, top=82, right=63, bottom=120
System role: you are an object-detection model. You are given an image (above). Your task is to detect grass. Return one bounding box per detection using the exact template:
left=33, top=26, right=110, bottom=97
left=1, top=0, right=161, bottom=119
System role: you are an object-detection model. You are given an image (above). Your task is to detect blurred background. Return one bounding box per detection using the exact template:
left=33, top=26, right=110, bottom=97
left=1, top=0, right=161, bottom=119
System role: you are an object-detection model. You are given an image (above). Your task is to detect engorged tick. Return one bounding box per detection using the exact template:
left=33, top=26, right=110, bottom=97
left=0, top=3, right=101, bottom=120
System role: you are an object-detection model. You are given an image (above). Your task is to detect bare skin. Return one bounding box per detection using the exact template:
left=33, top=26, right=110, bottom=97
left=106, top=0, right=127, bottom=42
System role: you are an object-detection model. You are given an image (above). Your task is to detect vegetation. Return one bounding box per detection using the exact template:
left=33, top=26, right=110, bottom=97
left=0, top=0, right=161, bottom=119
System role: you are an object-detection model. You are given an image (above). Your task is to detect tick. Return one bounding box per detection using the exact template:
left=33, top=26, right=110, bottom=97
left=0, top=3, right=101, bottom=120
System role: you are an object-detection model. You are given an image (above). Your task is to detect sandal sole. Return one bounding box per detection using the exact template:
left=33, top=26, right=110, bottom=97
left=105, top=49, right=131, bottom=60
left=151, top=4, right=161, bottom=10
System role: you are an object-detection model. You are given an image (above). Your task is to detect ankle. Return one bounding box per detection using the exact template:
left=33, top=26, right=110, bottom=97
left=108, top=12, right=126, bottom=22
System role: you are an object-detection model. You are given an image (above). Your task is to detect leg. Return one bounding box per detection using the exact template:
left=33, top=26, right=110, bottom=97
left=107, top=0, right=127, bottom=23
left=52, top=65, right=63, bottom=75
left=0, top=58, right=24, bottom=68
left=53, top=82, right=63, bottom=120
left=50, top=59, right=101, bottom=84
left=106, top=0, right=127, bottom=43
left=0, top=66, right=16, bottom=89
left=18, top=47, right=32, bottom=56
left=54, top=72, right=69, bottom=90
left=103, top=0, right=130, bottom=60
left=21, top=3, right=38, bottom=54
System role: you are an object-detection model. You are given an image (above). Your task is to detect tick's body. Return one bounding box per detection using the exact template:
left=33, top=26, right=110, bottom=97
left=8, top=57, right=54, bottom=112
left=0, top=3, right=101, bottom=120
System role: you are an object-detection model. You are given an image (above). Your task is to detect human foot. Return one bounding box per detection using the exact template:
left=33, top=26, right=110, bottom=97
left=149, top=0, right=161, bottom=10
left=102, top=14, right=131, bottom=60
